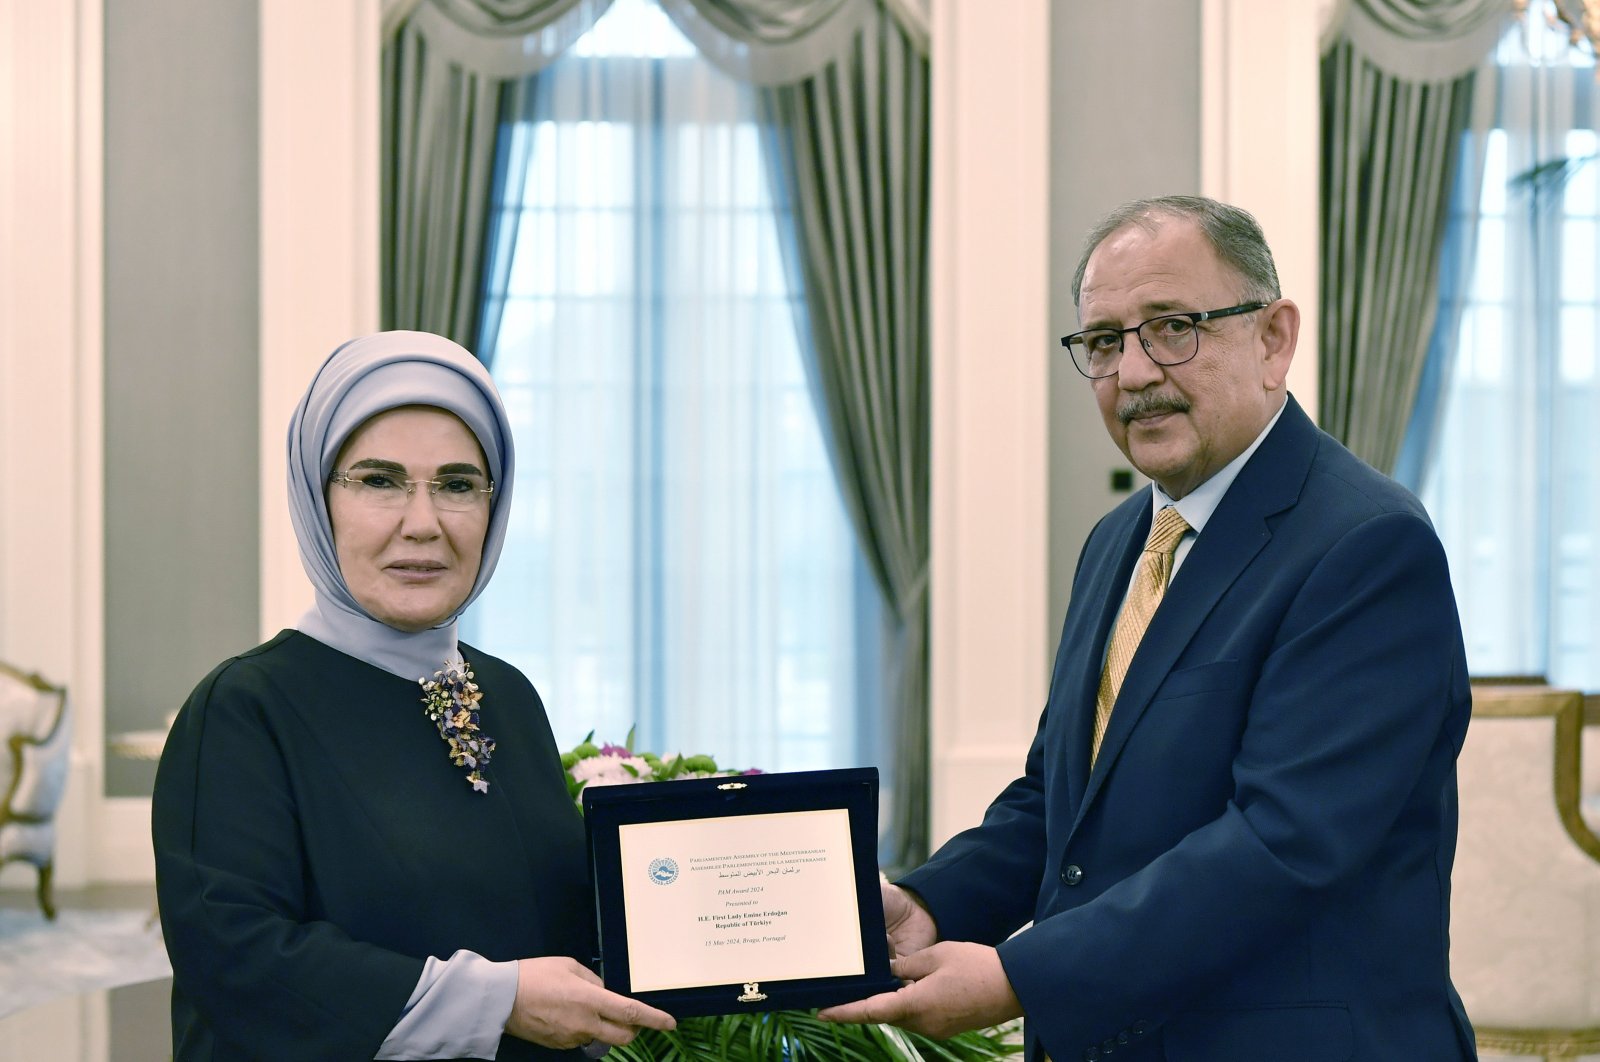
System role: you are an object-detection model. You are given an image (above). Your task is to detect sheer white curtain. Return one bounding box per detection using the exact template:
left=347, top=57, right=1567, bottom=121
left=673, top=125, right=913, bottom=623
left=1420, top=21, right=1600, bottom=689
left=463, top=0, right=875, bottom=772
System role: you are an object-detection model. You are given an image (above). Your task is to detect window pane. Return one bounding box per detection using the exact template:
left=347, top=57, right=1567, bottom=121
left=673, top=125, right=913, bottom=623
left=1565, top=129, right=1599, bottom=208
left=1561, top=306, right=1597, bottom=381
left=1479, top=130, right=1507, bottom=217
left=1419, top=21, right=1600, bottom=691
left=465, top=0, right=871, bottom=778
left=1561, top=218, right=1595, bottom=302
left=1469, top=305, right=1503, bottom=381
left=1472, top=217, right=1505, bottom=301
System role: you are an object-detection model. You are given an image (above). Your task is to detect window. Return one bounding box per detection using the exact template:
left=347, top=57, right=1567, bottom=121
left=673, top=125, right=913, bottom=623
left=1418, top=23, right=1600, bottom=689
left=463, top=0, right=877, bottom=772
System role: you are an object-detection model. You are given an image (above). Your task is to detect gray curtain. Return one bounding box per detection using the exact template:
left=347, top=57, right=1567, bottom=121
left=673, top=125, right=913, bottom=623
left=382, top=0, right=612, bottom=347
left=764, top=22, right=930, bottom=871
left=388, top=0, right=933, bottom=868
left=661, top=0, right=931, bottom=869
left=1319, top=0, right=1505, bottom=473
left=1392, top=61, right=1497, bottom=491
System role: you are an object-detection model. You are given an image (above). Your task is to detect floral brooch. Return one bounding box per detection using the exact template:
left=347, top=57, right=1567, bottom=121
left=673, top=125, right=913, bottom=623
left=420, top=662, right=496, bottom=793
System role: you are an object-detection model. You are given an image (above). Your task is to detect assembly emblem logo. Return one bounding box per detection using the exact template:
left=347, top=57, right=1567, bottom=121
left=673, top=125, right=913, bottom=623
left=648, top=857, right=679, bottom=885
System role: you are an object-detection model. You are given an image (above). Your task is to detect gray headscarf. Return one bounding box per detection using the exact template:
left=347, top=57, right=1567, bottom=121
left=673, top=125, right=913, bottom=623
left=286, top=331, right=514, bottom=681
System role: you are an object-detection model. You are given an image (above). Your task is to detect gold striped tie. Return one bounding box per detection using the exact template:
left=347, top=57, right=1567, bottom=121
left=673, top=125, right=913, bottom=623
left=1091, top=506, right=1192, bottom=765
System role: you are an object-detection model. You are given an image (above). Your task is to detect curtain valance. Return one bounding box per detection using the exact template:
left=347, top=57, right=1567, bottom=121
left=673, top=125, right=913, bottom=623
left=397, top=0, right=614, bottom=79
left=660, top=0, right=869, bottom=85
left=1327, top=0, right=1510, bottom=81
left=387, top=0, right=926, bottom=85
left=658, top=0, right=925, bottom=84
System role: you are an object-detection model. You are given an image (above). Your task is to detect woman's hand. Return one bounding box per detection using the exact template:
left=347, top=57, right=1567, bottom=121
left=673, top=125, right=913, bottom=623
left=505, top=957, right=676, bottom=1051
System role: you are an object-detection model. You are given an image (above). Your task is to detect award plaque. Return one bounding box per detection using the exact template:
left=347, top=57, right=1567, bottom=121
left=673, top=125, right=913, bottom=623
left=582, top=766, right=899, bottom=1017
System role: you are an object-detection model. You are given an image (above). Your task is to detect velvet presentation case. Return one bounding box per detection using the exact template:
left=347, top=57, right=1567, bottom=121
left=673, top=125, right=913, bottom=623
left=582, top=766, right=899, bottom=1017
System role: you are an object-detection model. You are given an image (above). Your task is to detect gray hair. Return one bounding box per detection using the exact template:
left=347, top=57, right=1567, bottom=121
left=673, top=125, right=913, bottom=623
left=1070, top=195, right=1282, bottom=309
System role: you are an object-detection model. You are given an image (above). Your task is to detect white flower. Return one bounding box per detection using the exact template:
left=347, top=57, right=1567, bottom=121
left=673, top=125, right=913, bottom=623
left=571, top=754, right=654, bottom=788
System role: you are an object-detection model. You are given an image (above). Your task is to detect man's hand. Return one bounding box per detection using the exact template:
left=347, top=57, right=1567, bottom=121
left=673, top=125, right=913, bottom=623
left=816, top=941, right=1022, bottom=1039
left=882, top=878, right=938, bottom=959
left=505, top=956, right=676, bottom=1051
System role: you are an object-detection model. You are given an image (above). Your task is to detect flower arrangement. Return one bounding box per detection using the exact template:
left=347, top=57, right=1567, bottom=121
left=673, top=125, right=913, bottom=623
left=561, top=730, right=759, bottom=803
left=561, top=733, right=1021, bottom=1061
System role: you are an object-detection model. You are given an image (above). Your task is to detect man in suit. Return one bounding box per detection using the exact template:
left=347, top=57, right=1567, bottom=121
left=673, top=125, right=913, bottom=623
left=819, top=196, right=1476, bottom=1060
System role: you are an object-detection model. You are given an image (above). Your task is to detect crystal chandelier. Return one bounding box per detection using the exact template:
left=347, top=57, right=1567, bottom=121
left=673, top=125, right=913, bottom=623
left=1516, top=0, right=1600, bottom=57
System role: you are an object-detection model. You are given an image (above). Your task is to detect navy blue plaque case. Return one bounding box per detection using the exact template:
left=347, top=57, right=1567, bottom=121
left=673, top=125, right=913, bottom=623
left=582, top=766, right=900, bottom=1017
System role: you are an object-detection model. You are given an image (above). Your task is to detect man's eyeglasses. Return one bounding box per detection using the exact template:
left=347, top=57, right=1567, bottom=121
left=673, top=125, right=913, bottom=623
left=329, top=468, right=494, bottom=512
left=1060, top=302, right=1267, bottom=380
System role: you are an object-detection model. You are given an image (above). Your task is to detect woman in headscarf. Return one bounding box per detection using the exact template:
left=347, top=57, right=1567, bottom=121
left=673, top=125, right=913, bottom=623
left=153, top=332, right=674, bottom=1060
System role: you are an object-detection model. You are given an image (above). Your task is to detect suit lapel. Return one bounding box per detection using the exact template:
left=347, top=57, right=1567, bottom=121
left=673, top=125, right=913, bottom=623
left=1069, top=398, right=1319, bottom=833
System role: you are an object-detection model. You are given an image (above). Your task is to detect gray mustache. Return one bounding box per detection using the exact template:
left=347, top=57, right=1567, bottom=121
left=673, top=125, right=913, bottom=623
left=1118, top=395, right=1191, bottom=426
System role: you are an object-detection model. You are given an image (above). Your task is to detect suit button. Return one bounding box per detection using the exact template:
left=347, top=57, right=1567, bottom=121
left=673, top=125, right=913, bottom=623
left=1131, top=1020, right=1150, bottom=1037
left=1116, top=1030, right=1131, bottom=1045
left=1101, top=1038, right=1118, bottom=1054
left=1061, top=864, right=1084, bottom=886
left=1082, top=1049, right=1101, bottom=1062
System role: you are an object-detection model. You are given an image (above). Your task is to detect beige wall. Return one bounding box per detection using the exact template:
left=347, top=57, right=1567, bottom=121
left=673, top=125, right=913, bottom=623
left=0, top=0, right=1320, bottom=883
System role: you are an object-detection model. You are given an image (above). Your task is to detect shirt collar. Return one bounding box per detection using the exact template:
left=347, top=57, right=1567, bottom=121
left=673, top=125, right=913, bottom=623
left=1151, top=400, right=1287, bottom=534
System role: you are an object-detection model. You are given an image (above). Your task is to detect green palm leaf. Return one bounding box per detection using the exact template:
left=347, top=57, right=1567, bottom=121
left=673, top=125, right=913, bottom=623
left=609, top=1011, right=1021, bottom=1062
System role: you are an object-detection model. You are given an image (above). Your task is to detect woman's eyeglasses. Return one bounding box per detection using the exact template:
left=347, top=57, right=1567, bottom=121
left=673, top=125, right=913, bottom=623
left=329, top=468, right=494, bottom=512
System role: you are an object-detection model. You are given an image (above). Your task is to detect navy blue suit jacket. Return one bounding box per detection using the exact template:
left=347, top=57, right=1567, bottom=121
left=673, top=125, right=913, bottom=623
left=900, top=398, right=1476, bottom=1062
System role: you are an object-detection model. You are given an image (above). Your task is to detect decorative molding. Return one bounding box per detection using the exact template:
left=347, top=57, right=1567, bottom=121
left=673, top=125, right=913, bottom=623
left=73, top=0, right=108, bottom=888
left=927, top=0, right=1051, bottom=848
left=1474, top=1025, right=1600, bottom=1054
left=0, top=0, right=106, bottom=887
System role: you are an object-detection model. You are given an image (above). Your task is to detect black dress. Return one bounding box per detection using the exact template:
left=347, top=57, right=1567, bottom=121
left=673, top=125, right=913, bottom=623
left=153, top=631, right=594, bottom=1061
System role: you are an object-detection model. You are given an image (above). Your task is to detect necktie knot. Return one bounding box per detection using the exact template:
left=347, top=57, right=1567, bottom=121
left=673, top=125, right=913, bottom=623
left=1145, top=506, right=1191, bottom=558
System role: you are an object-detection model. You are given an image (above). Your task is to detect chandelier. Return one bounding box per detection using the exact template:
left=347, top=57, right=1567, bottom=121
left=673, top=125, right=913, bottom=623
left=1516, top=0, right=1600, bottom=57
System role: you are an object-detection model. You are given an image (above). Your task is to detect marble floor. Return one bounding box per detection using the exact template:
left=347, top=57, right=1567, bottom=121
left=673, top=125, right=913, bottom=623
left=0, top=884, right=170, bottom=1062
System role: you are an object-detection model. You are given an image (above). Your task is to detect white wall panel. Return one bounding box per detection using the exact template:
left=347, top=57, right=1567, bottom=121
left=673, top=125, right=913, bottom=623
left=927, top=0, right=1053, bottom=847
left=259, top=0, right=382, bottom=639
left=0, top=0, right=103, bottom=886
left=1202, top=0, right=1323, bottom=417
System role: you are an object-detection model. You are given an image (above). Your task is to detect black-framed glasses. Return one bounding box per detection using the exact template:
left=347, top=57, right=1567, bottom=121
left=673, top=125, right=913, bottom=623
left=329, top=468, right=495, bottom=512
left=1060, top=302, right=1268, bottom=380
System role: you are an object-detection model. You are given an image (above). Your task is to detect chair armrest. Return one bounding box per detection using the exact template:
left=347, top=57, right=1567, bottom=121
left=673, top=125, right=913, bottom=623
left=0, top=668, right=68, bottom=824
left=1470, top=684, right=1598, bottom=864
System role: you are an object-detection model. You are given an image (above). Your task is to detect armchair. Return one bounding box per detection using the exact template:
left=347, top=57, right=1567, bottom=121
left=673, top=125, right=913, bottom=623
left=0, top=661, right=70, bottom=919
left=1452, top=683, right=1600, bottom=1060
